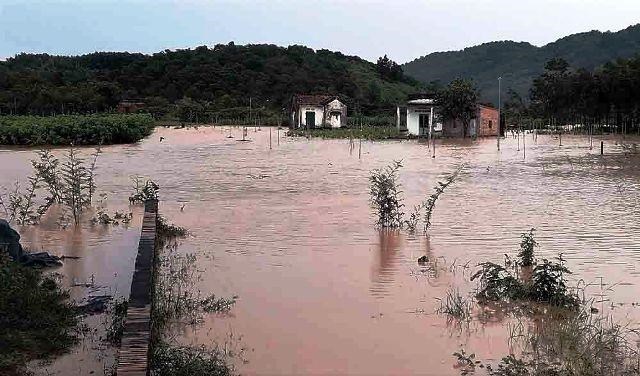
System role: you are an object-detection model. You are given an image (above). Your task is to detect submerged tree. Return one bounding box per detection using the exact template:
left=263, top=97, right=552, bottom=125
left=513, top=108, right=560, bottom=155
left=517, top=228, right=537, bottom=267
left=369, top=161, right=404, bottom=228
left=60, top=147, right=91, bottom=225
left=437, top=79, right=478, bottom=138
left=424, top=165, right=463, bottom=232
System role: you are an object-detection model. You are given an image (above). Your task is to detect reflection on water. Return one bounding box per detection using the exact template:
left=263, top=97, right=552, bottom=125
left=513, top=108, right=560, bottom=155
left=2, top=127, right=640, bottom=375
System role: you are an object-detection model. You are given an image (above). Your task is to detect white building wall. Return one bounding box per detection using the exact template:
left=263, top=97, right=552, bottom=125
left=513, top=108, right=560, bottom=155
left=298, top=106, right=325, bottom=128
left=407, top=107, right=421, bottom=135
left=406, top=106, right=434, bottom=136
left=325, top=99, right=344, bottom=128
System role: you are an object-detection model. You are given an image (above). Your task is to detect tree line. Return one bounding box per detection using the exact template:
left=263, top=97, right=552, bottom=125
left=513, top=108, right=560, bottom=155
left=0, top=44, right=420, bottom=123
left=506, top=55, right=640, bottom=133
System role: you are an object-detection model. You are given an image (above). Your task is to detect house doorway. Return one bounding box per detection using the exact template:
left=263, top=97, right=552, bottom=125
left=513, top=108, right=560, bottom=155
left=329, top=111, right=341, bottom=128
left=418, top=114, right=429, bottom=135
left=305, top=111, right=316, bottom=128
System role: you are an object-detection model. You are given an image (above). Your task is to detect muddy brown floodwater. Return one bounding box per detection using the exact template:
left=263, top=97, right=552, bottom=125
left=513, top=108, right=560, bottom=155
left=2, top=127, right=640, bottom=375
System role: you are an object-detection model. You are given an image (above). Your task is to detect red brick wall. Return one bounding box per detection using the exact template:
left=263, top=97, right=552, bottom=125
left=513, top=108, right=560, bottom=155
left=477, top=106, right=498, bottom=137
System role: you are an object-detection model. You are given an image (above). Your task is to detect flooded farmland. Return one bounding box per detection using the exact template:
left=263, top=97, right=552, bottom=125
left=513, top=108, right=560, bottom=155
left=2, top=127, right=640, bottom=375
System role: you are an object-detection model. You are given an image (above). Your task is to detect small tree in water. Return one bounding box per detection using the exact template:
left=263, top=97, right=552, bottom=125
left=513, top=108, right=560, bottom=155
left=60, top=147, right=91, bottom=225
left=369, top=161, right=404, bottom=228
left=424, top=165, right=463, bottom=232
left=517, top=228, right=537, bottom=267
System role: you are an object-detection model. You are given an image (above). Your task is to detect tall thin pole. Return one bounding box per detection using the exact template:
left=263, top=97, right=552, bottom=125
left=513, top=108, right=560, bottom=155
left=523, top=126, right=526, bottom=160
left=430, top=106, right=435, bottom=158
left=269, top=127, right=272, bottom=149
left=498, top=77, right=502, bottom=151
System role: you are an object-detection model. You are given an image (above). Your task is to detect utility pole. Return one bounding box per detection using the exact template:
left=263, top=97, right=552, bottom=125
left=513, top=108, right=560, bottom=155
left=497, top=77, right=502, bottom=151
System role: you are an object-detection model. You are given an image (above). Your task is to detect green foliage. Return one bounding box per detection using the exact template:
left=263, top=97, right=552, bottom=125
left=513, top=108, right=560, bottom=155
left=151, top=217, right=237, bottom=376
left=471, top=262, right=527, bottom=302
left=369, top=161, right=404, bottom=228
left=0, top=114, right=155, bottom=145
left=151, top=343, right=232, bottom=376
left=31, top=149, right=63, bottom=208
left=530, top=55, right=640, bottom=130
left=465, top=304, right=640, bottom=375
left=471, top=233, right=579, bottom=310
left=517, top=228, right=537, bottom=267
left=0, top=252, right=78, bottom=374
left=424, top=166, right=463, bottom=232
left=0, top=45, right=421, bottom=121
left=2, top=146, right=101, bottom=227
left=437, top=288, right=471, bottom=321
left=530, top=256, right=578, bottom=308
left=437, top=79, right=478, bottom=137
left=60, top=147, right=91, bottom=225
left=105, top=299, right=128, bottom=345
left=403, top=24, right=640, bottom=101
left=287, top=126, right=401, bottom=140
left=156, top=215, right=188, bottom=239
left=129, top=177, right=160, bottom=204
left=376, top=55, right=405, bottom=81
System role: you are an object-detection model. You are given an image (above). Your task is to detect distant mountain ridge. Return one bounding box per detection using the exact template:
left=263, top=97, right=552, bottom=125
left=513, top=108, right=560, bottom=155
left=402, top=24, right=640, bottom=103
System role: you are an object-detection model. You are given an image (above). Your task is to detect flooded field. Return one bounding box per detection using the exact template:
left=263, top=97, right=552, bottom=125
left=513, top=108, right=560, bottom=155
left=2, top=127, right=640, bottom=375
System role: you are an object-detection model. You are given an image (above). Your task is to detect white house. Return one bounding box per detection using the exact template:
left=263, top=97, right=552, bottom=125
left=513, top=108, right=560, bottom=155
left=291, top=94, right=347, bottom=128
left=396, top=94, right=442, bottom=136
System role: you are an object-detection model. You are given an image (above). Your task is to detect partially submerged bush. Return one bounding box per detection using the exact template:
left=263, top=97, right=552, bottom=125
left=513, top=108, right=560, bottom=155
left=0, top=252, right=78, bottom=373
left=369, top=161, right=404, bottom=228
left=129, top=177, right=159, bottom=204
left=151, top=343, right=233, bottom=376
left=437, top=288, right=472, bottom=321
left=105, top=299, right=128, bottom=345
left=1, top=146, right=101, bottom=226
left=517, top=228, right=537, bottom=267
left=471, top=233, right=579, bottom=310
left=471, top=262, right=527, bottom=302
left=457, top=304, right=640, bottom=375
left=151, top=217, right=238, bottom=375
left=423, top=165, right=463, bottom=232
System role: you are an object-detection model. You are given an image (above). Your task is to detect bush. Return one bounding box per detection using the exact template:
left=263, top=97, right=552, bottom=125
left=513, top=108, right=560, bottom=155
left=369, top=161, right=404, bottom=228
left=517, top=228, right=537, bottom=267
left=0, top=252, right=78, bottom=373
left=0, top=114, right=155, bottom=145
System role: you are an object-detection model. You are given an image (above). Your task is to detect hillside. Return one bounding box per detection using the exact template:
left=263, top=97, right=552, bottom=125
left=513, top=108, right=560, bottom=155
left=403, top=24, right=640, bottom=102
left=0, top=44, right=420, bottom=119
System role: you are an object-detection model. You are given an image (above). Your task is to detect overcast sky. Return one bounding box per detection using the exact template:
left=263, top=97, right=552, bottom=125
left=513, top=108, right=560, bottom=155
left=1, top=0, right=639, bottom=63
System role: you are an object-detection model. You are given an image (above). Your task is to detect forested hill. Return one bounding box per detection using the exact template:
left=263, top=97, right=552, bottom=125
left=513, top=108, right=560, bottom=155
left=403, top=24, right=640, bottom=102
left=0, top=43, right=420, bottom=118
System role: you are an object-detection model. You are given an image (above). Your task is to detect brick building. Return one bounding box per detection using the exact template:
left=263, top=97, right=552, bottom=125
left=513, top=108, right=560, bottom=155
left=442, top=104, right=499, bottom=138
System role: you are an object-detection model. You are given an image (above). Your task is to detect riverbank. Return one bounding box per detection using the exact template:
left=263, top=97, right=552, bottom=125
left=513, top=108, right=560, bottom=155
left=0, top=252, right=79, bottom=375
left=0, top=114, right=155, bottom=146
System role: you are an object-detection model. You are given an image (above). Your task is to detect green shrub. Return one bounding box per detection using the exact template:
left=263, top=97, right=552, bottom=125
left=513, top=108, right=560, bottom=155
left=517, top=228, right=537, bottom=267
left=0, top=114, right=155, bottom=146
left=0, top=253, right=78, bottom=373
left=369, top=161, right=404, bottom=228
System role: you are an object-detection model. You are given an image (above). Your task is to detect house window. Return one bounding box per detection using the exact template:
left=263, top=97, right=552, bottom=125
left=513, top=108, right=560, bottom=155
left=488, top=120, right=493, bottom=129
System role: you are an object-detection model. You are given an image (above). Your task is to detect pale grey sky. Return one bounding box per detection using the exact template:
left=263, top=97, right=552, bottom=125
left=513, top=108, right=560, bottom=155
left=1, top=0, right=639, bottom=63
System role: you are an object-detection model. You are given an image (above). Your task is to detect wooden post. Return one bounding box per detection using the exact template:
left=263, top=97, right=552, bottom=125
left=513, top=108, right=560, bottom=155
left=601, top=141, right=604, bottom=155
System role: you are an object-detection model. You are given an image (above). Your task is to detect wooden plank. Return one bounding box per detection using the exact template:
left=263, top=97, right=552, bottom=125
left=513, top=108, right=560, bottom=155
left=116, top=199, right=158, bottom=376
